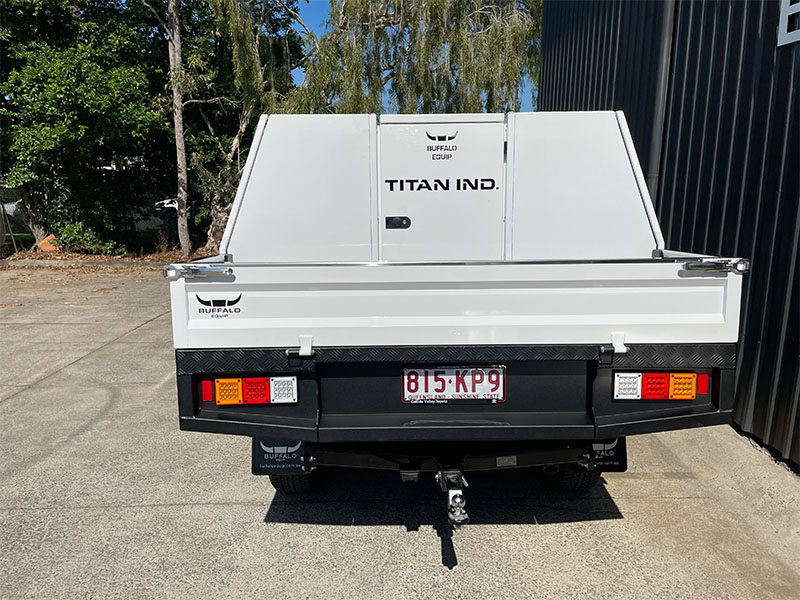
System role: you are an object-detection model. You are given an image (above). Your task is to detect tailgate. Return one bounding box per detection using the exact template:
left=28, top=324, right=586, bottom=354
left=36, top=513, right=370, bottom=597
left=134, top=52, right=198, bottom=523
left=165, top=259, right=745, bottom=350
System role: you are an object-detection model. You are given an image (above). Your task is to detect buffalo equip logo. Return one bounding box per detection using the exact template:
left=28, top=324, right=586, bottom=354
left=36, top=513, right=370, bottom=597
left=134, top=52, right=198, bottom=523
left=592, top=438, right=618, bottom=457
left=260, top=440, right=302, bottom=462
left=426, top=130, right=458, bottom=142
left=382, top=126, right=498, bottom=190
left=426, top=130, right=458, bottom=161
left=196, top=294, right=242, bottom=318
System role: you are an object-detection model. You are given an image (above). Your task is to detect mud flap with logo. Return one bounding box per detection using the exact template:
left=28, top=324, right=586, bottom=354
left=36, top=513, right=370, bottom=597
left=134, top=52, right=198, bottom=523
left=251, top=437, right=306, bottom=475
left=592, top=437, right=627, bottom=472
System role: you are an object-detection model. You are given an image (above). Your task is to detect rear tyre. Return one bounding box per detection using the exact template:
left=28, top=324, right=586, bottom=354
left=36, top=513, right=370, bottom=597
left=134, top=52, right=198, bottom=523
left=269, top=472, right=316, bottom=494
left=541, top=464, right=602, bottom=491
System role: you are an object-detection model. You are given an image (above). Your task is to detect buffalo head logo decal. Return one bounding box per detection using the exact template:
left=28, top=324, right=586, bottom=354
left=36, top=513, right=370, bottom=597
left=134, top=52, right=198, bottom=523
left=426, top=131, right=458, bottom=142
left=196, top=294, right=241, bottom=307
left=260, top=441, right=302, bottom=454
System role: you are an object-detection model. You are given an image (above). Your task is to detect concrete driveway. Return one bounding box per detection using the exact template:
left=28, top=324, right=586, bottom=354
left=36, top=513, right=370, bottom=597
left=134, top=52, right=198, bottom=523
left=1, top=265, right=798, bottom=599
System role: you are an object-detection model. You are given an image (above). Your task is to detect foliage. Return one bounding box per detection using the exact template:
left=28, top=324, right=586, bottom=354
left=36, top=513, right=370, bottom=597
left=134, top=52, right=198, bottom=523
left=52, top=222, right=127, bottom=255
left=189, top=0, right=540, bottom=250
left=2, top=24, right=162, bottom=184
left=1, top=0, right=543, bottom=254
left=177, top=0, right=303, bottom=250
left=287, top=0, right=542, bottom=114
left=0, top=1, right=173, bottom=251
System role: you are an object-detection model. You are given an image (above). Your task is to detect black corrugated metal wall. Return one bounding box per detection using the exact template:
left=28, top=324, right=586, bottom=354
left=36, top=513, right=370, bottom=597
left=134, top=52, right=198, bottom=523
left=540, top=0, right=800, bottom=467
left=539, top=1, right=674, bottom=195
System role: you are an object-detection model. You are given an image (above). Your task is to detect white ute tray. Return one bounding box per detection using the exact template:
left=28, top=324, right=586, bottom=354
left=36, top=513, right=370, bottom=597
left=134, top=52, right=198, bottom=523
left=166, top=111, right=747, bottom=352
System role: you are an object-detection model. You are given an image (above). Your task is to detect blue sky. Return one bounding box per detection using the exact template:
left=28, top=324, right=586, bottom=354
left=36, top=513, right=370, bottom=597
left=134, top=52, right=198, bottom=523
left=296, top=0, right=331, bottom=32
left=292, top=0, right=535, bottom=112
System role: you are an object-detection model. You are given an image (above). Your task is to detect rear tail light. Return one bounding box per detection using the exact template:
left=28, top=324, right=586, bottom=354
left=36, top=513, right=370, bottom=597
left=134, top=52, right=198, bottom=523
left=614, top=371, right=705, bottom=400
left=215, top=378, right=243, bottom=405
left=697, top=373, right=709, bottom=395
left=201, top=376, right=298, bottom=405
left=669, top=373, right=697, bottom=400
left=642, top=373, right=669, bottom=399
left=270, top=377, right=298, bottom=403
left=613, top=373, right=642, bottom=399
left=243, top=377, right=270, bottom=404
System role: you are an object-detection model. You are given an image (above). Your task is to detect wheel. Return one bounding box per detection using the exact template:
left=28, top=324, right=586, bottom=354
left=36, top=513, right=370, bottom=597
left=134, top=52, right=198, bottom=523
left=269, top=472, right=316, bottom=493
left=540, top=464, right=602, bottom=491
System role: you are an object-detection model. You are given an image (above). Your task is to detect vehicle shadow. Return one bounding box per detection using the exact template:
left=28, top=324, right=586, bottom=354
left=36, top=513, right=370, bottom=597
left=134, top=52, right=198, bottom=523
left=263, top=467, right=622, bottom=569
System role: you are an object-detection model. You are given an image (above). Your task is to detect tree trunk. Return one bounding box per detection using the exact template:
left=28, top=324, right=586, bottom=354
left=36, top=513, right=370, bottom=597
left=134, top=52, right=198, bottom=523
left=167, top=0, right=191, bottom=257
left=18, top=184, right=48, bottom=245
left=204, top=197, right=229, bottom=255
left=203, top=107, right=254, bottom=255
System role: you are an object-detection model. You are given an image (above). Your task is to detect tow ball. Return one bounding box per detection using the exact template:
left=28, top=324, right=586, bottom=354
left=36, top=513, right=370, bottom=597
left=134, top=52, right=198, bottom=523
left=436, top=470, right=469, bottom=528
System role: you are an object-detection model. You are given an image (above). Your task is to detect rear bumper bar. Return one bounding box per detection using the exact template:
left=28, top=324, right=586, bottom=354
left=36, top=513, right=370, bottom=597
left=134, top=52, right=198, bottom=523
left=174, top=343, right=736, bottom=442
left=178, top=409, right=733, bottom=441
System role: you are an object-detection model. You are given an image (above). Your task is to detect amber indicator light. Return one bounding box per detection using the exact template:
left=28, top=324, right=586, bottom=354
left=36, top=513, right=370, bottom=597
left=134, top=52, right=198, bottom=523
left=215, top=378, right=243, bottom=405
left=668, top=373, right=697, bottom=400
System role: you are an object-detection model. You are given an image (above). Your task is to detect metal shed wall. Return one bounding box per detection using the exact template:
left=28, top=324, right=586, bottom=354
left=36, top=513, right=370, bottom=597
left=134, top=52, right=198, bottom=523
left=539, top=0, right=674, bottom=197
left=540, top=0, right=800, bottom=466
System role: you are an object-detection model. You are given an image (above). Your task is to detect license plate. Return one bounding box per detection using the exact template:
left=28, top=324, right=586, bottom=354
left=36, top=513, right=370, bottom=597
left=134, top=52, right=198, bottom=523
left=402, top=367, right=506, bottom=404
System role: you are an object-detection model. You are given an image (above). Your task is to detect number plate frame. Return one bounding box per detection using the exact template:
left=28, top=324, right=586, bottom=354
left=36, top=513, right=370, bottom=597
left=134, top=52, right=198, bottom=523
left=402, top=366, right=506, bottom=405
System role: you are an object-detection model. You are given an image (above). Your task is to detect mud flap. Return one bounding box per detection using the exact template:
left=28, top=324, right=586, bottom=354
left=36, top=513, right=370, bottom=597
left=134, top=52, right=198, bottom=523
left=251, top=437, right=306, bottom=475
left=592, top=437, right=627, bottom=472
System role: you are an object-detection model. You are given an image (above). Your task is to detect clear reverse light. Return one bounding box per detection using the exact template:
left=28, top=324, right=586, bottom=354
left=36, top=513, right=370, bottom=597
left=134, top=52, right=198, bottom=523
left=614, top=373, right=642, bottom=400
left=270, top=376, right=298, bottom=404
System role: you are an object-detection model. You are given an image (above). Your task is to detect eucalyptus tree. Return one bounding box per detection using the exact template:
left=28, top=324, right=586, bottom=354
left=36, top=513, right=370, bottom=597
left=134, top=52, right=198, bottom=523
left=194, top=0, right=302, bottom=252
left=200, top=0, right=541, bottom=251
left=288, top=0, right=542, bottom=114
left=141, top=0, right=194, bottom=256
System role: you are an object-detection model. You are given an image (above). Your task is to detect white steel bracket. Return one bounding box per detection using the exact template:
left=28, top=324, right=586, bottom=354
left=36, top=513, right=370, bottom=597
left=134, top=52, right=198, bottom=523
left=286, top=335, right=315, bottom=365
left=298, top=335, right=314, bottom=357
left=610, top=331, right=629, bottom=354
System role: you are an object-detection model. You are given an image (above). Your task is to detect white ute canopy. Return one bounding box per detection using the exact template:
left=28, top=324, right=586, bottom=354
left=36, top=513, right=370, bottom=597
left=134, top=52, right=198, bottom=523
left=166, top=112, right=747, bottom=351
left=221, top=112, right=663, bottom=262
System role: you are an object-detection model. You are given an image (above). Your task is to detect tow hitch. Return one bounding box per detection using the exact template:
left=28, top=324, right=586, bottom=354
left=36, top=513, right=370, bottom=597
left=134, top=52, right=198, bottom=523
left=436, top=470, right=469, bottom=528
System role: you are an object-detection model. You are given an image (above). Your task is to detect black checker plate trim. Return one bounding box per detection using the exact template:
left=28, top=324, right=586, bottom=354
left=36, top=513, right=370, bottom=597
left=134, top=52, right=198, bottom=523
left=611, top=345, right=736, bottom=368
left=319, top=345, right=598, bottom=363
left=176, top=349, right=310, bottom=374
left=176, top=344, right=736, bottom=374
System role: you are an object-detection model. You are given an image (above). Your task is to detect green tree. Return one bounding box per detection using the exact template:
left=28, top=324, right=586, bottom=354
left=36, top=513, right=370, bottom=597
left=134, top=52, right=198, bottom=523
left=0, top=0, right=172, bottom=251
left=140, top=0, right=194, bottom=256
left=180, top=0, right=302, bottom=252
left=195, top=0, right=541, bottom=251
left=287, top=0, right=542, bottom=114
left=2, top=0, right=542, bottom=254
left=198, top=0, right=540, bottom=252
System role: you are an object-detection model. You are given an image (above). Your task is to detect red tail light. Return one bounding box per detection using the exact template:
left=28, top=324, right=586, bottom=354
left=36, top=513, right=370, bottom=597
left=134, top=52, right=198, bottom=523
left=243, top=377, right=270, bottom=404
left=201, top=380, right=213, bottom=402
left=642, top=373, right=669, bottom=399
left=698, top=373, right=709, bottom=395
